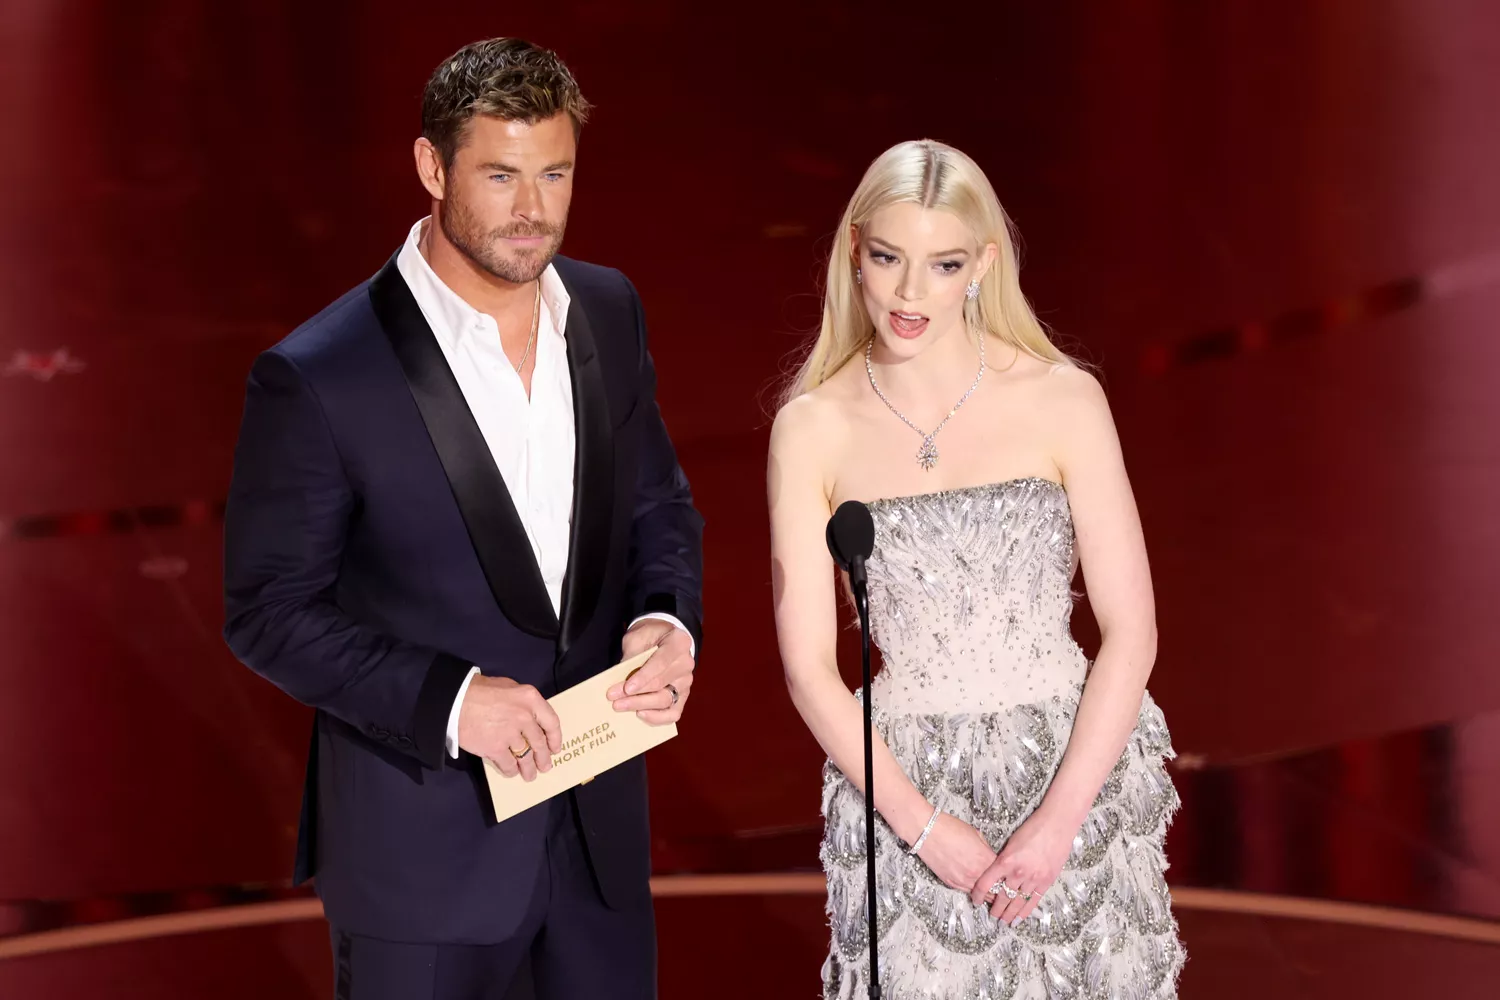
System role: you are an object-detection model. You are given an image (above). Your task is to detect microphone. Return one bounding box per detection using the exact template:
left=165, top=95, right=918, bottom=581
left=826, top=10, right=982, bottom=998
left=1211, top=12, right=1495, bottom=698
left=826, top=500, right=880, bottom=999
left=827, top=500, right=875, bottom=611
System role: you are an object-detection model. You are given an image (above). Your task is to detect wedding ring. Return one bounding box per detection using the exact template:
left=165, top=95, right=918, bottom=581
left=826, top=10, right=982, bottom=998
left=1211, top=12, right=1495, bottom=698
left=510, top=741, right=532, bottom=759
left=666, top=683, right=680, bottom=706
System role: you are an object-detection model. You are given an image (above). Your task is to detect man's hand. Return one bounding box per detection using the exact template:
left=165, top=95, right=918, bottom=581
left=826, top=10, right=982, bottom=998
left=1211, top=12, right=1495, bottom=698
left=457, top=676, right=563, bottom=781
left=607, top=620, right=695, bottom=725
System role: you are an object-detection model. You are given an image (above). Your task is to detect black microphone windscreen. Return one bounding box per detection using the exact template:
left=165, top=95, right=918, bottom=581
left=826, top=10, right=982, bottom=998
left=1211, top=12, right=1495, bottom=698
left=825, top=516, right=847, bottom=570
left=829, top=500, right=875, bottom=567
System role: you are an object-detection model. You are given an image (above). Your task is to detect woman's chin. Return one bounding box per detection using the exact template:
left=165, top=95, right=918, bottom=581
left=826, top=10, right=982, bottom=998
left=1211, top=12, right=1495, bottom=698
left=873, top=324, right=939, bottom=359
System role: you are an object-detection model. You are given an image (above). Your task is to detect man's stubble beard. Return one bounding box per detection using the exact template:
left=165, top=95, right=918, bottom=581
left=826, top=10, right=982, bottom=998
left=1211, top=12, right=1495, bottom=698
left=441, top=195, right=566, bottom=285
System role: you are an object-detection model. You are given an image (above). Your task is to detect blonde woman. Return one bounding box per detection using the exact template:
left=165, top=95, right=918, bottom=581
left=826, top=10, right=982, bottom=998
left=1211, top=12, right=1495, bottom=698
left=769, top=140, right=1183, bottom=998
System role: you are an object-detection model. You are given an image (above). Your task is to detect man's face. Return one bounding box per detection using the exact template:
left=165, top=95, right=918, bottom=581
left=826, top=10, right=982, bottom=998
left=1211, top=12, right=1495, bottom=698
left=435, top=112, right=576, bottom=284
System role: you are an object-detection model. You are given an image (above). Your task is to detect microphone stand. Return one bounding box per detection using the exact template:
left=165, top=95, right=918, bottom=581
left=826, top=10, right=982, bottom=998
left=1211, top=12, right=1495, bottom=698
left=848, top=554, right=879, bottom=1000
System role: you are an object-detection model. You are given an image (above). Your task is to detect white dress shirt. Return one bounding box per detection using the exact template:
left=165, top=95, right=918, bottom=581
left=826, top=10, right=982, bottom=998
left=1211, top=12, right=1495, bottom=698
left=394, top=220, right=688, bottom=759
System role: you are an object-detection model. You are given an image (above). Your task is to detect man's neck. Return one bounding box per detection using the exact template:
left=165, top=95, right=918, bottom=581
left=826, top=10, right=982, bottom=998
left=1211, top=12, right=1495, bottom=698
left=418, top=217, right=536, bottom=321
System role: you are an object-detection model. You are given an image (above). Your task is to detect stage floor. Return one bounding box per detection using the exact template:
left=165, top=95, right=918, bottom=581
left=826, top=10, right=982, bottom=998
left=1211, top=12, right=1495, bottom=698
left=3, top=898, right=1499, bottom=999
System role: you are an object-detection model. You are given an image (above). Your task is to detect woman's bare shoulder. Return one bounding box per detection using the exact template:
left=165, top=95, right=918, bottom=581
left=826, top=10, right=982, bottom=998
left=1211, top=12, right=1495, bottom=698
left=770, top=381, right=853, bottom=465
left=996, top=348, right=1107, bottom=414
left=1039, top=363, right=1109, bottom=426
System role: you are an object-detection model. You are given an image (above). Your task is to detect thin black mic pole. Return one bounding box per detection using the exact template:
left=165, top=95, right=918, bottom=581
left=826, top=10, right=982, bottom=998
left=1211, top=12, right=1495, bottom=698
left=827, top=501, right=879, bottom=999
left=851, top=555, right=878, bottom=1000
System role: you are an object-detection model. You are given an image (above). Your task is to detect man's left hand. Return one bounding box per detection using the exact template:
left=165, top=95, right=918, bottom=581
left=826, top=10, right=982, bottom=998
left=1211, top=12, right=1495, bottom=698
left=607, top=620, right=695, bottom=725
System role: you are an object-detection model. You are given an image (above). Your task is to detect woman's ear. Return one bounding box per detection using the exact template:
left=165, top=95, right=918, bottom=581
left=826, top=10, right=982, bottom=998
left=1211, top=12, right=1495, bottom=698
left=974, top=241, right=999, bottom=282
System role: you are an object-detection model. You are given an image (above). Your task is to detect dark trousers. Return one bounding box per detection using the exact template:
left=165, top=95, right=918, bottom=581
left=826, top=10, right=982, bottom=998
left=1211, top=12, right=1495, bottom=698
left=330, top=792, right=656, bottom=1000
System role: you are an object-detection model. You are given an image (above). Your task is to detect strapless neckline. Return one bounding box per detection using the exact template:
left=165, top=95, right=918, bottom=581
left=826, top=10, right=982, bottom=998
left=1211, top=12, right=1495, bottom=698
left=864, top=475, right=1065, bottom=510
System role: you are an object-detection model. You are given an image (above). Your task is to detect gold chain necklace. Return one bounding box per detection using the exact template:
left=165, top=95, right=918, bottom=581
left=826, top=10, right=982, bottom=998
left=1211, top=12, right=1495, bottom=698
left=513, top=281, right=541, bottom=374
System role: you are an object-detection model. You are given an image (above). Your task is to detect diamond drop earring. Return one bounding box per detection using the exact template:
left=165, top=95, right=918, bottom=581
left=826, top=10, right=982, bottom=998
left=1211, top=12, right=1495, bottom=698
left=856, top=267, right=863, bottom=285
left=965, top=279, right=980, bottom=300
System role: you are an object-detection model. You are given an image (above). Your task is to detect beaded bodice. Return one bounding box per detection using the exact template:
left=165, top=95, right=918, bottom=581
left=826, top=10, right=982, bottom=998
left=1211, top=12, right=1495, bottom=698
left=864, top=477, right=1086, bottom=714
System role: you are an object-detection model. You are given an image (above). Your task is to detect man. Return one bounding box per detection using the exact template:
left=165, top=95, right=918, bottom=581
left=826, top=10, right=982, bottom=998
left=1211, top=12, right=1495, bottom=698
left=223, top=38, right=702, bottom=999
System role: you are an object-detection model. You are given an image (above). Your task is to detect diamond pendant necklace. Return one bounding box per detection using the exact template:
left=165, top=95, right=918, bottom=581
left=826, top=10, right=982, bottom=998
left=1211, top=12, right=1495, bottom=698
left=865, top=334, right=986, bottom=471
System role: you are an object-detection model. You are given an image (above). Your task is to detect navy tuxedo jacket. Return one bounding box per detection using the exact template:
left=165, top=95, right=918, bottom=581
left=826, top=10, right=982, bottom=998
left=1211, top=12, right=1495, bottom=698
left=223, top=252, right=704, bottom=943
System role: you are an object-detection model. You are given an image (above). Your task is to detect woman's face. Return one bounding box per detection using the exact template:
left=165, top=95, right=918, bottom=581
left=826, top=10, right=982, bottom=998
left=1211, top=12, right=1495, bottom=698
left=855, top=203, right=994, bottom=360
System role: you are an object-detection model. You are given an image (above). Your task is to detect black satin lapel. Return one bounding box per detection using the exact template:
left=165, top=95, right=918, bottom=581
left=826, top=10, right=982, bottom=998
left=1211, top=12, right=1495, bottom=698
left=369, top=255, right=559, bottom=639
left=558, top=293, right=614, bottom=658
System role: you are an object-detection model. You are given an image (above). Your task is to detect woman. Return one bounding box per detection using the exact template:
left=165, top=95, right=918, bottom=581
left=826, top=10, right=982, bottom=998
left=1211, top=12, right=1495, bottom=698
left=768, top=140, right=1183, bottom=999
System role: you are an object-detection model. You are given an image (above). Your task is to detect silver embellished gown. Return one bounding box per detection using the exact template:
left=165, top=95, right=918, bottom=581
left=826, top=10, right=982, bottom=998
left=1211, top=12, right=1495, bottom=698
left=820, top=478, right=1183, bottom=1000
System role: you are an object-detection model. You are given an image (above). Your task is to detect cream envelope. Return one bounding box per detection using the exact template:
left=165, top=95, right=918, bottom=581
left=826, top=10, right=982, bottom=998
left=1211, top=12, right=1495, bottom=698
left=483, top=647, right=677, bottom=822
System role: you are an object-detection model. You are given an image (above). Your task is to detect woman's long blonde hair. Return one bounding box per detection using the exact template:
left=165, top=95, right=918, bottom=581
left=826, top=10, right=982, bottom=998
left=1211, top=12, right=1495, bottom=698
left=783, top=139, right=1071, bottom=405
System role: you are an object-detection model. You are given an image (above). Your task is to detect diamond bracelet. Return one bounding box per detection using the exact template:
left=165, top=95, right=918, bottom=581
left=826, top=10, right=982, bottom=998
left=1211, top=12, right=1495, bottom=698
left=907, top=805, right=942, bottom=855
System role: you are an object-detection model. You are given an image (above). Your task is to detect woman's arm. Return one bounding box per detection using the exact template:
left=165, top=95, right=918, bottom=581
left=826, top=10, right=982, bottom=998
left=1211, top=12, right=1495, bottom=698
left=973, top=366, right=1158, bottom=923
left=1038, top=367, right=1158, bottom=826
left=769, top=397, right=995, bottom=891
